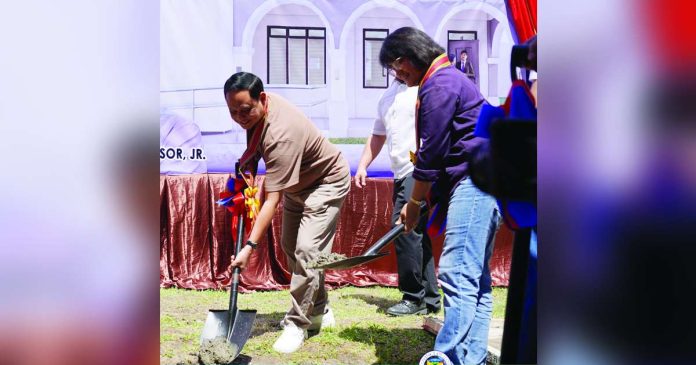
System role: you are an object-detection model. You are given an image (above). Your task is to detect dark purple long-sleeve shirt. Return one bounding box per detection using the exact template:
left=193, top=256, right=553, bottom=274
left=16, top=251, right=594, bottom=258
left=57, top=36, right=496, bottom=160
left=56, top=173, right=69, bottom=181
left=412, top=66, right=486, bottom=199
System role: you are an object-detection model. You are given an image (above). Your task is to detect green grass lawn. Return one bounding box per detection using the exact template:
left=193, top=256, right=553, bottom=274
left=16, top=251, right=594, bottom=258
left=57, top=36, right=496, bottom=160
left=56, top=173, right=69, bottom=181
left=161, top=285, right=507, bottom=365
left=328, top=137, right=367, bottom=144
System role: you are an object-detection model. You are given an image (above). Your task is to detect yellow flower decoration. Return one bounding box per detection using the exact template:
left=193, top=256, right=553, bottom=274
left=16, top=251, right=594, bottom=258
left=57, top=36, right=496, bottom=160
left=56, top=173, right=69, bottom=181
left=243, top=185, right=260, bottom=222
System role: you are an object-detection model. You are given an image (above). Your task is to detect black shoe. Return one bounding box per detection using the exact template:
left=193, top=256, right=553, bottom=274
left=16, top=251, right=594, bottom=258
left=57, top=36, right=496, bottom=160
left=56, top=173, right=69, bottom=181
left=386, top=300, right=427, bottom=316
left=427, top=305, right=441, bottom=314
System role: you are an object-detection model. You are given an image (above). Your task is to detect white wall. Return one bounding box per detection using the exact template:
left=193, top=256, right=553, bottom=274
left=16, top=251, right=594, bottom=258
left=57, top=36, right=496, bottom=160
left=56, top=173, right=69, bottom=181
left=493, top=26, right=514, bottom=102
left=250, top=5, right=331, bottom=132
left=160, top=0, right=235, bottom=90
left=251, top=5, right=328, bottom=86
left=346, top=10, right=419, bottom=136
left=160, top=1, right=516, bottom=137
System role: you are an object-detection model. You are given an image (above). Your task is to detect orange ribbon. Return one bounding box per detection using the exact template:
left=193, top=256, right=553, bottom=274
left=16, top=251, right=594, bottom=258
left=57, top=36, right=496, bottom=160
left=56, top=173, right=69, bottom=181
left=411, top=53, right=452, bottom=165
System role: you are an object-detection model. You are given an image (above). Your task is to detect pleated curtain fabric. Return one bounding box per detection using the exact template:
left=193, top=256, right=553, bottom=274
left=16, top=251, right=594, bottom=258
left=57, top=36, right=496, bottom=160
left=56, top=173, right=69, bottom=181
left=159, top=174, right=514, bottom=290
left=505, top=0, right=537, bottom=43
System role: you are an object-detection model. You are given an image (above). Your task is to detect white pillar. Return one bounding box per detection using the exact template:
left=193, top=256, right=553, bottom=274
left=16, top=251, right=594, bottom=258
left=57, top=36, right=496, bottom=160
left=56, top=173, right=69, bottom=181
left=479, top=21, right=490, bottom=98
left=497, top=35, right=513, bottom=99
left=232, top=46, right=255, bottom=73
left=487, top=57, right=500, bottom=105
left=327, top=48, right=348, bottom=138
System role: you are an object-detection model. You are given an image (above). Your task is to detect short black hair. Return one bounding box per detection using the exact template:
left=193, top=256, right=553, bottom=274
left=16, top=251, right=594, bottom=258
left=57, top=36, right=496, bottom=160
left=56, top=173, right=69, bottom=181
left=223, top=72, right=264, bottom=100
left=379, top=27, right=445, bottom=71
left=460, top=50, right=468, bottom=55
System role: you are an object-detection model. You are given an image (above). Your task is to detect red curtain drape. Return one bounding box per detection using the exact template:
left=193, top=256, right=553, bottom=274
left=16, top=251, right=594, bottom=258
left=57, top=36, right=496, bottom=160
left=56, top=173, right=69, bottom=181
left=640, top=0, right=696, bottom=73
left=505, top=0, right=537, bottom=44
left=160, top=174, right=514, bottom=291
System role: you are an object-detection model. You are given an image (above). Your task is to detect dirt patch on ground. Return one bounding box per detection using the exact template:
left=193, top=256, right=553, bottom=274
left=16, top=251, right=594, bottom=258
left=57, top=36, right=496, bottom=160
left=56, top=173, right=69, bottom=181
left=199, top=337, right=238, bottom=365
left=307, top=252, right=348, bottom=268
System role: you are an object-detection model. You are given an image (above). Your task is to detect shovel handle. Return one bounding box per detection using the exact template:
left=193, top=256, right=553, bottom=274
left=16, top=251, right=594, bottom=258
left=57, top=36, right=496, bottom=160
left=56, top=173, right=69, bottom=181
left=363, top=224, right=405, bottom=256
left=228, top=214, right=245, bottom=326
left=362, top=210, right=429, bottom=256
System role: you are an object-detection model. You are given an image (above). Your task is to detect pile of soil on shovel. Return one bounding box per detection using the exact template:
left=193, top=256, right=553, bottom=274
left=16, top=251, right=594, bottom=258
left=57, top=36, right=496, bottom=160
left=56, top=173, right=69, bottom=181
left=198, top=337, right=238, bottom=365
left=307, top=252, right=348, bottom=269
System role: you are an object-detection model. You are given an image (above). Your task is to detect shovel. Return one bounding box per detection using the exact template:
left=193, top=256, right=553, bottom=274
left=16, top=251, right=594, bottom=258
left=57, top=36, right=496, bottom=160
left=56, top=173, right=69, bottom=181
left=200, top=213, right=257, bottom=360
left=312, top=224, right=406, bottom=270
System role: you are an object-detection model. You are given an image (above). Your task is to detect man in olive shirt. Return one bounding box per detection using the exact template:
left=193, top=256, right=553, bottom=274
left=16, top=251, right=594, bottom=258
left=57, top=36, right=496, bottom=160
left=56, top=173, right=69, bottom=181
left=225, top=72, right=350, bottom=354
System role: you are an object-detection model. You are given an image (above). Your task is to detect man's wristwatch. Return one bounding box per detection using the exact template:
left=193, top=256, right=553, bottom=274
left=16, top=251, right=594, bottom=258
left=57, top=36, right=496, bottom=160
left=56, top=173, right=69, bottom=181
left=409, top=197, right=423, bottom=206
left=245, top=240, right=258, bottom=250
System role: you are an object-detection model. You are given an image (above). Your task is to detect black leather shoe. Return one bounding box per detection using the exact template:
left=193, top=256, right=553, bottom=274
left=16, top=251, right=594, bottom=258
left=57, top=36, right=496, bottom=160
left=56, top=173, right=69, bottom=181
left=386, top=300, right=427, bottom=316
left=427, top=305, right=441, bottom=314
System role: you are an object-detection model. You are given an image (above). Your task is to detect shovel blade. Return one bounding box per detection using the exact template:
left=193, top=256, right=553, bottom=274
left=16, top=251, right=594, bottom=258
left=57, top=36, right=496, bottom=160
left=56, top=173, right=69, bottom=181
left=201, top=309, right=257, bottom=359
left=312, top=252, right=389, bottom=270
left=228, top=309, right=257, bottom=351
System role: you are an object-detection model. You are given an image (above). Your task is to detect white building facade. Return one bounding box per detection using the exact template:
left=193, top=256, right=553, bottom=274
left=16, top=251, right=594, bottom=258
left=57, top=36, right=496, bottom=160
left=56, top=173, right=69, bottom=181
left=160, top=0, right=514, bottom=172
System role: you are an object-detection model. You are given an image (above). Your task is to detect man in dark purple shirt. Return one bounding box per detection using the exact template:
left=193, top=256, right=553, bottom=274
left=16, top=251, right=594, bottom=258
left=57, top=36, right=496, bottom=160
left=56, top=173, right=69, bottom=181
left=412, top=65, right=486, bottom=200
left=380, top=27, right=501, bottom=365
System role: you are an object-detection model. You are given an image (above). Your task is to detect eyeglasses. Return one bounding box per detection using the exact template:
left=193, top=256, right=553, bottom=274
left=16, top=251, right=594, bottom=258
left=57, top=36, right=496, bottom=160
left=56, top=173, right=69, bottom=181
left=387, top=57, right=404, bottom=77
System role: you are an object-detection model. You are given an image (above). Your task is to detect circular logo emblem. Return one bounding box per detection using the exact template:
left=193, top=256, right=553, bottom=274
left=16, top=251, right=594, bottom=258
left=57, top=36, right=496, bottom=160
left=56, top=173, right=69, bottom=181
left=419, top=350, right=452, bottom=365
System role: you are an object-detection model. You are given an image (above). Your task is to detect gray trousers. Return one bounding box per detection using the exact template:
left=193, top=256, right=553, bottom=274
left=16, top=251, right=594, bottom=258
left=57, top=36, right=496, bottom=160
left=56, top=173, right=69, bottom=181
left=392, top=172, right=441, bottom=309
left=280, top=174, right=350, bottom=328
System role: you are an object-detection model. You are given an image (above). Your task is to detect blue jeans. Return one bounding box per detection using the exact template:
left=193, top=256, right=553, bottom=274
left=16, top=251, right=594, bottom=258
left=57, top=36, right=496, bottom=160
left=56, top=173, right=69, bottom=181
left=434, top=178, right=500, bottom=365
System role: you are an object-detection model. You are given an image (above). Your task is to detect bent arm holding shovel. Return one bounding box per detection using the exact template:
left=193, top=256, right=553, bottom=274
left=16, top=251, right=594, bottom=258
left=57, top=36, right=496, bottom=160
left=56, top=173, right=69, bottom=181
left=397, top=179, right=432, bottom=233
left=230, top=190, right=282, bottom=270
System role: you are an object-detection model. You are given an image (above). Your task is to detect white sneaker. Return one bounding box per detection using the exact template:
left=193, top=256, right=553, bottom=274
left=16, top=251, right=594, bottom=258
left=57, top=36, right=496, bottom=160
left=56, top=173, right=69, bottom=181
left=308, top=307, right=335, bottom=331
left=272, top=322, right=307, bottom=354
